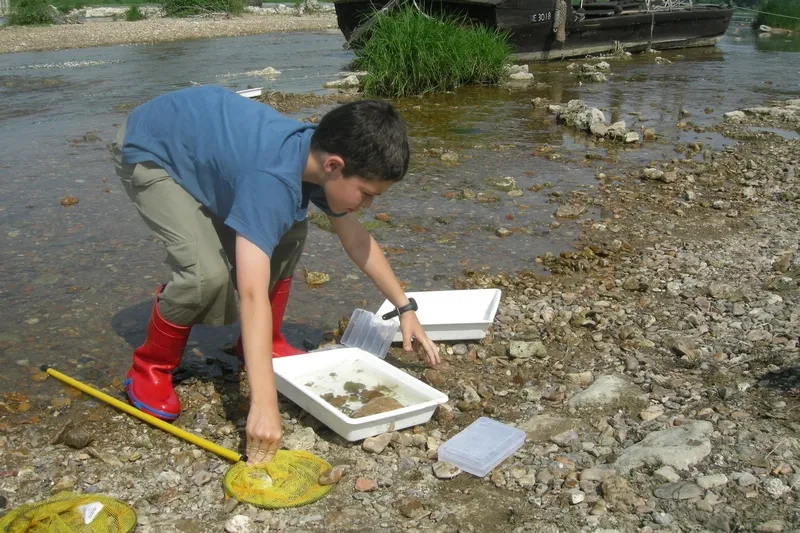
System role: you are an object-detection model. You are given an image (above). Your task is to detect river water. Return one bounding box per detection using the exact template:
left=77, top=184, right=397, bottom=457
left=1, top=17, right=798, bottom=406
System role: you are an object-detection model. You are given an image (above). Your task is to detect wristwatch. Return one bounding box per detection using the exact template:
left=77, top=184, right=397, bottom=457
left=381, top=298, right=418, bottom=320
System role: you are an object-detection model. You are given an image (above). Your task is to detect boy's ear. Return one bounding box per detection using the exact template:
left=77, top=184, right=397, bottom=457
left=322, top=154, right=345, bottom=175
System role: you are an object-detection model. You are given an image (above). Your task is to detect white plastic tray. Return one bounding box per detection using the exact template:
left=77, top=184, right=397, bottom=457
left=375, top=289, right=502, bottom=342
left=272, top=347, right=448, bottom=441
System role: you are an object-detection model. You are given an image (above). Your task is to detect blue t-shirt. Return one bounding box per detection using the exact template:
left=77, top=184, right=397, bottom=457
left=121, top=85, right=339, bottom=257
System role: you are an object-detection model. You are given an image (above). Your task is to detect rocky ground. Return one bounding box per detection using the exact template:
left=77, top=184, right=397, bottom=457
left=0, top=11, right=338, bottom=54
left=1, top=98, right=798, bottom=532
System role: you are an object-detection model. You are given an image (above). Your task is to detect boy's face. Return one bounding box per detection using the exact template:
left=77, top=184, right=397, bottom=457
left=324, top=175, right=393, bottom=215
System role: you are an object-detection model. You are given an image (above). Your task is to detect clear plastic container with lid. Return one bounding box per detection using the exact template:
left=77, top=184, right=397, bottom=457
left=339, top=308, right=399, bottom=359
left=437, top=417, right=526, bottom=477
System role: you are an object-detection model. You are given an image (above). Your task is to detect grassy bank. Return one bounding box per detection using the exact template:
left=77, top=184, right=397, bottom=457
left=352, top=7, right=510, bottom=98
left=752, top=0, right=800, bottom=31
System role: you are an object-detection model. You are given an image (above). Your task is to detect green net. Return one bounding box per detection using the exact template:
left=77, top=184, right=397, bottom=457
left=222, top=450, right=335, bottom=509
left=0, top=491, right=136, bottom=533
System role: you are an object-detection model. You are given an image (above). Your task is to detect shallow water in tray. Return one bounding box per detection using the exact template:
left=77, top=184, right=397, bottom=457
left=300, top=358, right=427, bottom=415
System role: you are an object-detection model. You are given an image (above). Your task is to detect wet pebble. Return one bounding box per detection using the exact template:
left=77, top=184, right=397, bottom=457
left=495, top=227, right=513, bottom=238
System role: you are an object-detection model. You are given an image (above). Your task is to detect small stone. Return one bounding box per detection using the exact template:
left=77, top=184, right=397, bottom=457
left=432, top=461, right=461, bottom=480
left=642, top=168, right=664, bottom=180
left=440, top=151, right=459, bottom=162
left=757, top=520, right=785, bottom=532
left=362, top=433, right=392, bottom=454
left=569, top=491, right=586, bottom=504
left=555, top=204, right=587, bottom=218
left=639, top=405, right=665, bottom=422
left=453, top=344, right=468, bottom=355
left=509, top=340, right=547, bottom=359
left=653, top=512, right=673, bottom=526
left=671, top=337, right=698, bottom=359
left=355, top=477, right=377, bottom=492
left=653, top=481, right=703, bottom=500
left=624, top=132, right=640, bottom=143
left=696, top=474, right=727, bottom=489
left=580, top=468, right=615, bottom=482
left=318, top=465, right=349, bottom=486
left=225, top=515, right=256, bottom=533
left=550, top=430, right=579, bottom=447
left=736, top=472, right=758, bottom=487
left=462, top=386, right=481, bottom=403
left=192, top=470, right=213, bottom=487
left=762, top=477, right=789, bottom=498
left=397, top=497, right=427, bottom=519
left=495, top=227, right=513, bottom=238
left=283, top=427, right=316, bottom=451
left=51, top=475, right=77, bottom=493
left=655, top=466, right=681, bottom=483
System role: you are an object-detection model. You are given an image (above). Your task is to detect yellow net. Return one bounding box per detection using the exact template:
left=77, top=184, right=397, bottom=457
left=0, top=491, right=136, bottom=533
left=223, top=450, right=334, bottom=509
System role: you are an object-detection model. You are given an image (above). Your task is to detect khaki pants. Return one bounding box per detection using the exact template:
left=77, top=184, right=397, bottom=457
left=112, top=121, right=308, bottom=327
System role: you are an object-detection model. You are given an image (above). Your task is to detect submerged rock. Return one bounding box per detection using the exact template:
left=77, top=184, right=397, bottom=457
left=352, top=397, right=404, bottom=418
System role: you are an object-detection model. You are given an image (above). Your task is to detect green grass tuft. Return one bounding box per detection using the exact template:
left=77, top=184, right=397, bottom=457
left=161, top=0, right=245, bottom=17
left=352, top=7, right=511, bottom=98
left=753, top=0, right=800, bottom=31
left=124, top=5, right=147, bottom=20
left=8, top=0, right=58, bottom=24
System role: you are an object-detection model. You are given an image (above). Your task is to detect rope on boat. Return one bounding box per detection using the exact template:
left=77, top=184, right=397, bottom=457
left=554, top=0, right=567, bottom=43
left=733, top=5, right=800, bottom=21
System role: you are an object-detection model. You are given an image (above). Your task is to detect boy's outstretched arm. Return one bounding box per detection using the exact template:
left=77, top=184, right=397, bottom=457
left=330, top=214, right=440, bottom=366
left=235, top=234, right=283, bottom=465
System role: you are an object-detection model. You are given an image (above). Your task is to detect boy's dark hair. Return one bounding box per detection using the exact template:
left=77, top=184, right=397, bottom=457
left=310, top=99, right=410, bottom=182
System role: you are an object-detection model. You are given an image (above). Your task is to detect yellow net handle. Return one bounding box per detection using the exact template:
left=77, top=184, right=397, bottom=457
left=42, top=365, right=246, bottom=463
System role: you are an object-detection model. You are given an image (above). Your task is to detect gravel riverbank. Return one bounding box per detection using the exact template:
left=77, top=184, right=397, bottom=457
left=0, top=13, right=339, bottom=54
left=1, top=98, right=798, bottom=532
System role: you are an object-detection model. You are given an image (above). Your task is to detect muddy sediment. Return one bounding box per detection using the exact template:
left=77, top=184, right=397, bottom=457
left=1, top=98, right=798, bottom=531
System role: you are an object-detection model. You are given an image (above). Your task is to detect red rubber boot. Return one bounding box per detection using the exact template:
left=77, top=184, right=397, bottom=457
left=269, top=277, right=306, bottom=358
left=234, top=277, right=305, bottom=363
left=124, top=286, right=191, bottom=421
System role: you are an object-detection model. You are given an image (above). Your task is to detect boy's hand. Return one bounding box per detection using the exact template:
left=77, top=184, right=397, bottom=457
left=246, top=402, right=282, bottom=465
left=399, top=311, right=440, bottom=366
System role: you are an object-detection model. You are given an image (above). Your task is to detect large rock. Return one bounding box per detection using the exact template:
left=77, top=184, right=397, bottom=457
left=614, top=421, right=713, bottom=474
left=567, top=375, right=644, bottom=411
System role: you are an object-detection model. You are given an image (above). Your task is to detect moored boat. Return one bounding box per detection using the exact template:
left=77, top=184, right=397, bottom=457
left=333, top=0, right=734, bottom=60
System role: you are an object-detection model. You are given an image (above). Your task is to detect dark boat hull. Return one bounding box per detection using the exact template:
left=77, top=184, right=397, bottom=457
left=333, top=0, right=734, bottom=60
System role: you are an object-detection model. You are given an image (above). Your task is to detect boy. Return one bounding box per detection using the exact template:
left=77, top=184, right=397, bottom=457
left=111, top=85, right=440, bottom=465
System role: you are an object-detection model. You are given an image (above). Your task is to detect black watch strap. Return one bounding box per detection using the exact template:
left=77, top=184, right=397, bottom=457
left=381, top=297, right=418, bottom=320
